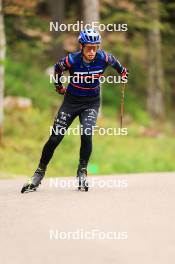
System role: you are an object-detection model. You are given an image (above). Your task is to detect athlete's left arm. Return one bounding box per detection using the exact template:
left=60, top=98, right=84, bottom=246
left=106, top=53, right=129, bottom=78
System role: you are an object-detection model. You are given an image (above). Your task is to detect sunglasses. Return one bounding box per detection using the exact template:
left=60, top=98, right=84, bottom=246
left=84, top=45, right=99, bottom=52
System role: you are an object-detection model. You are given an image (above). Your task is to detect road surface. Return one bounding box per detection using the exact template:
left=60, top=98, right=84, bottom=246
left=0, top=172, right=174, bottom=264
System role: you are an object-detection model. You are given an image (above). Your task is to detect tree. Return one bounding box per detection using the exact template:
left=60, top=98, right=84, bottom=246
left=0, top=0, right=6, bottom=143
left=147, top=0, right=165, bottom=118
left=47, top=0, right=65, bottom=59
left=82, top=0, right=99, bottom=24
left=82, top=0, right=102, bottom=116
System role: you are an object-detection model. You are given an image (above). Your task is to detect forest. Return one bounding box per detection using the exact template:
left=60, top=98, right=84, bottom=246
left=0, top=0, right=175, bottom=177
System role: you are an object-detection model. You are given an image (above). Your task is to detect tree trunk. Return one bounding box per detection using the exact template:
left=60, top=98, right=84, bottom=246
left=0, top=0, right=6, bottom=143
left=47, top=0, right=65, bottom=59
left=82, top=0, right=102, bottom=117
left=82, top=0, right=99, bottom=24
left=147, top=0, right=165, bottom=118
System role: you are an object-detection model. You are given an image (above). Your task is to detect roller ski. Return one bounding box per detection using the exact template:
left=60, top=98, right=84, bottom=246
left=21, top=167, right=45, bottom=193
left=77, top=168, right=89, bottom=192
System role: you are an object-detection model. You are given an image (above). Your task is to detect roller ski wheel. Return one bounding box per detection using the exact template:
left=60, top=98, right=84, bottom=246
left=21, top=183, right=37, bottom=193
left=21, top=167, right=45, bottom=194
left=78, top=181, right=89, bottom=192
left=77, top=168, right=89, bottom=192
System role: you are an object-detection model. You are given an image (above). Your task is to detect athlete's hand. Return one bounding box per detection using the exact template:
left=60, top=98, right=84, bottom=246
left=121, top=68, right=129, bottom=78
left=55, top=85, right=66, bottom=95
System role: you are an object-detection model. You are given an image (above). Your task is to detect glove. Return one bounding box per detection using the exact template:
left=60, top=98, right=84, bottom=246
left=121, top=68, right=129, bottom=79
left=55, top=84, right=66, bottom=95
left=121, top=68, right=129, bottom=78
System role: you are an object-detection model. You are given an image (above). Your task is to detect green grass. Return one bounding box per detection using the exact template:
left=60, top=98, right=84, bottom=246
left=0, top=109, right=175, bottom=179
left=5, top=58, right=59, bottom=110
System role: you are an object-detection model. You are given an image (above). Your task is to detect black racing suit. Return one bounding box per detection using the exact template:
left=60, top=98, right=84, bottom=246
left=39, top=91, right=100, bottom=170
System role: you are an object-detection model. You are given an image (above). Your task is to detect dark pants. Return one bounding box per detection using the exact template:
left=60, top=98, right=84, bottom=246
left=39, top=91, right=100, bottom=170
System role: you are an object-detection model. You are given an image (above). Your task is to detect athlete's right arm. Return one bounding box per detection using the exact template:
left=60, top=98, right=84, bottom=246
left=54, top=55, right=71, bottom=94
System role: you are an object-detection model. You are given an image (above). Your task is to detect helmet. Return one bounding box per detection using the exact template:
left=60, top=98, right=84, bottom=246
left=78, top=28, right=101, bottom=45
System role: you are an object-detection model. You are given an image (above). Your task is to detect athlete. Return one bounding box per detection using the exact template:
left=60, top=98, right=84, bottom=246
left=21, top=28, right=128, bottom=193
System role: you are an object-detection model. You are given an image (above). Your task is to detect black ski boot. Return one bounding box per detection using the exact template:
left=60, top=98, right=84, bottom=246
left=21, top=167, right=46, bottom=193
left=77, top=167, right=89, bottom=192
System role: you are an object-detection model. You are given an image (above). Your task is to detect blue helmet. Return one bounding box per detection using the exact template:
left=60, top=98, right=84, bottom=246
left=78, top=28, right=101, bottom=45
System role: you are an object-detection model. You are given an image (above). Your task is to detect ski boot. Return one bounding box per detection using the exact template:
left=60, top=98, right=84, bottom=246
left=77, top=167, right=89, bottom=192
left=21, top=167, right=45, bottom=193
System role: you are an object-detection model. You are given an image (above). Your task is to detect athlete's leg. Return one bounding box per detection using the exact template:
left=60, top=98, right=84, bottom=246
left=78, top=105, right=99, bottom=172
left=21, top=98, right=77, bottom=192
left=39, top=105, right=76, bottom=169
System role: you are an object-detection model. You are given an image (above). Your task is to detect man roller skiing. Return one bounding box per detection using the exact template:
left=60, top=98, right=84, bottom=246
left=21, top=27, right=128, bottom=193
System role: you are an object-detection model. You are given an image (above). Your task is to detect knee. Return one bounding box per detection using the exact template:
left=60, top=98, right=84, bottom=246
left=81, top=134, right=92, bottom=145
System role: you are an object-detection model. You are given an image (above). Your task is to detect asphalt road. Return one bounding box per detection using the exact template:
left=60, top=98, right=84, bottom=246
left=0, top=172, right=174, bottom=264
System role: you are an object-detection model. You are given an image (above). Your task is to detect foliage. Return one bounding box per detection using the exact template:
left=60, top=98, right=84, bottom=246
left=1, top=0, right=175, bottom=177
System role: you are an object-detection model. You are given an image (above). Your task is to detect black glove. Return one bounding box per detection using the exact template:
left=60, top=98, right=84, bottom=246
left=55, top=84, right=66, bottom=95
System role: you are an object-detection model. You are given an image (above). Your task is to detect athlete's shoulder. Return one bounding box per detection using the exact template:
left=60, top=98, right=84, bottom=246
left=96, top=49, right=109, bottom=63
left=67, top=51, right=81, bottom=65
left=99, top=50, right=121, bottom=67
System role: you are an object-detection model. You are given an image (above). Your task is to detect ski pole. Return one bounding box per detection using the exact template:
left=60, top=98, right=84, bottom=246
left=120, top=82, right=125, bottom=129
